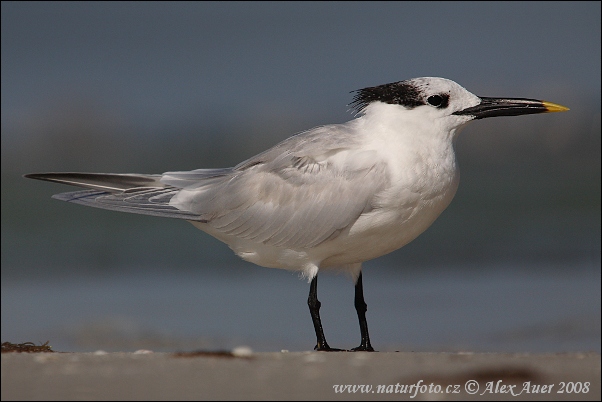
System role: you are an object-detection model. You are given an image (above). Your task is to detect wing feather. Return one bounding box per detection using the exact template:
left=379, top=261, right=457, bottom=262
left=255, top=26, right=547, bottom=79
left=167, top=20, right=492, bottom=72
left=51, top=188, right=204, bottom=220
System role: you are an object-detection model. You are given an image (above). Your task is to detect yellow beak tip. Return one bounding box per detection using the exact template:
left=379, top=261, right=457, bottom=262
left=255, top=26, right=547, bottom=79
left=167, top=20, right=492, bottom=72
left=542, top=101, right=570, bottom=113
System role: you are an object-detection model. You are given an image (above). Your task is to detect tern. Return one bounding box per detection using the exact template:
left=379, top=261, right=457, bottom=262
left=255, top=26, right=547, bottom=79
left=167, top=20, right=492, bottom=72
left=25, top=77, right=568, bottom=351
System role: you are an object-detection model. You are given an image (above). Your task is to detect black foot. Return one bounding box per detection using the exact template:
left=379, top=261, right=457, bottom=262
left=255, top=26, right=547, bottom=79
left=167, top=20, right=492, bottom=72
left=351, top=344, right=376, bottom=352
left=314, top=344, right=346, bottom=352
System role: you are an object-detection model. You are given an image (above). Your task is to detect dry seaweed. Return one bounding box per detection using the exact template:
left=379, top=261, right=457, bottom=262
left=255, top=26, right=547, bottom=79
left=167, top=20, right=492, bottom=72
left=172, top=350, right=253, bottom=359
left=1, top=341, right=54, bottom=353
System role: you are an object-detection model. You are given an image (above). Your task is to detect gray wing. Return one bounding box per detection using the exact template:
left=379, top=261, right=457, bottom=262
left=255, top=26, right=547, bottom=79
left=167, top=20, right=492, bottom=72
left=168, top=125, right=391, bottom=249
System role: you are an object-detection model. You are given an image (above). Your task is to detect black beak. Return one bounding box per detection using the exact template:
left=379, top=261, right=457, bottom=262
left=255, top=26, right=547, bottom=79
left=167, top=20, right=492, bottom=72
left=453, top=97, right=569, bottom=120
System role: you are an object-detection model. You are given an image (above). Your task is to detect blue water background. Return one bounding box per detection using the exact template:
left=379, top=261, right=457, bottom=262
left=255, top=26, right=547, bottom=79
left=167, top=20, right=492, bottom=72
left=2, top=261, right=599, bottom=353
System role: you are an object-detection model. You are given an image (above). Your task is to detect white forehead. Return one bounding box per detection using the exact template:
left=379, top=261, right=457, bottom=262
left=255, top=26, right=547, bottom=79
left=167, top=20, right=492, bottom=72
left=408, top=77, right=481, bottom=111
left=407, top=77, right=468, bottom=94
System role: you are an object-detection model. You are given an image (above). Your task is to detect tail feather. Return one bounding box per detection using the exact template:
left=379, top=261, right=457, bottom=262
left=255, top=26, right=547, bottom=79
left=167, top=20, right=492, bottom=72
left=24, top=172, right=204, bottom=220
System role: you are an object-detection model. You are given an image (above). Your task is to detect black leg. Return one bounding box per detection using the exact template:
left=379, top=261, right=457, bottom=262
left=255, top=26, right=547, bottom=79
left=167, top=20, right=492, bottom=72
left=308, top=275, right=343, bottom=351
left=351, top=272, right=375, bottom=351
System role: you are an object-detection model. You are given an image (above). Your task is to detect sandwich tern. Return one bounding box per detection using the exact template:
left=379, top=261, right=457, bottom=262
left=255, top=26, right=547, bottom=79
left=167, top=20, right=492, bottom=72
left=25, top=77, right=568, bottom=351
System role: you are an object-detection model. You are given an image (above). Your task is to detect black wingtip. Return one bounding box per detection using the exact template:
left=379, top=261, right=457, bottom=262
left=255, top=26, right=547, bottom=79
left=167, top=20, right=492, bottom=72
left=24, top=173, right=55, bottom=181
left=23, top=172, right=76, bottom=184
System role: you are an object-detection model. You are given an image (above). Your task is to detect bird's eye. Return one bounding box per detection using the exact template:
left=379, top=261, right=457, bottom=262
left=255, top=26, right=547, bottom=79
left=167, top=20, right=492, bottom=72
left=426, top=93, right=450, bottom=109
left=427, top=95, right=443, bottom=107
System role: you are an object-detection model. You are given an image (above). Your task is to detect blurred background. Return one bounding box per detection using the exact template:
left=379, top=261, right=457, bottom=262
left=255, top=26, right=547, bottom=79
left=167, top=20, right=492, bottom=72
left=2, top=2, right=600, bottom=353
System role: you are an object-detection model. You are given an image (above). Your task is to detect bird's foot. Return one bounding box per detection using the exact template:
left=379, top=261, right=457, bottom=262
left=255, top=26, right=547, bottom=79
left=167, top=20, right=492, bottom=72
left=351, top=344, right=375, bottom=352
left=314, top=343, right=346, bottom=352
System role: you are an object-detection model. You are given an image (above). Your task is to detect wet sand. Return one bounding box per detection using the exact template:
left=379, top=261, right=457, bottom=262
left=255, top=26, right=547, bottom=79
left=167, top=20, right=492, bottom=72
left=2, top=351, right=600, bottom=400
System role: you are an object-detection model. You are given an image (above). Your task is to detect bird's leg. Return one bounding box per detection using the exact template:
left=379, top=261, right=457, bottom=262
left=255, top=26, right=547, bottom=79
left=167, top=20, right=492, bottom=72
left=308, top=275, right=343, bottom=351
left=351, top=272, right=375, bottom=351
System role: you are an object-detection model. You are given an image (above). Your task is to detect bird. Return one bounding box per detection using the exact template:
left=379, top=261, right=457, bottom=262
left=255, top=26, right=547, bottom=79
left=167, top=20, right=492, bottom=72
left=25, top=77, right=568, bottom=352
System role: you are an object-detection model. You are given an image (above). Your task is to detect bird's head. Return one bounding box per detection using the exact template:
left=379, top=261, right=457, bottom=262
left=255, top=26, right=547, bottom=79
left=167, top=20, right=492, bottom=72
left=350, top=77, right=568, bottom=137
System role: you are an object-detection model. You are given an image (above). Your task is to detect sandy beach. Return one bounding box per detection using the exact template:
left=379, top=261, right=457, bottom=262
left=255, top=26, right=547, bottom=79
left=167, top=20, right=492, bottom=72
left=2, top=351, right=600, bottom=400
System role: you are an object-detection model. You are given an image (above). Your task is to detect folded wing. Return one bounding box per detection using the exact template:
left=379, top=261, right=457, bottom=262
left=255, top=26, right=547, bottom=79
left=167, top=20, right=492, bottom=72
left=26, top=125, right=390, bottom=249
